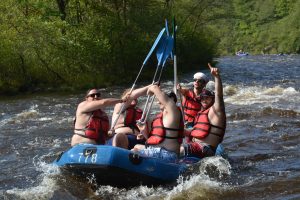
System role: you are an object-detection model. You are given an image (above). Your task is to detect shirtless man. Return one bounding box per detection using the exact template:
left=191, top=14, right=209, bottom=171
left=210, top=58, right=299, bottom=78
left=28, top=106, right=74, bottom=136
left=71, top=89, right=123, bottom=146
left=181, top=64, right=226, bottom=158
left=177, top=72, right=209, bottom=128
left=107, top=85, right=152, bottom=149
left=133, top=85, right=184, bottom=162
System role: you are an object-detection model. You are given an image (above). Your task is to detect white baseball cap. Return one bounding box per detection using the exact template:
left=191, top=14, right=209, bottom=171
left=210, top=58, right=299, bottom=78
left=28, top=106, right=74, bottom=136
left=193, top=72, right=209, bottom=84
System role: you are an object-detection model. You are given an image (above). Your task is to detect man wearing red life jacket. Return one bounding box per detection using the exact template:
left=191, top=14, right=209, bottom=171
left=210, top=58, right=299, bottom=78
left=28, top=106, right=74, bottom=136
left=133, top=85, right=184, bottom=162
left=107, top=85, right=152, bottom=149
left=71, top=89, right=124, bottom=146
left=177, top=72, right=209, bottom=128
left=181, top=64, right=226, bottom=158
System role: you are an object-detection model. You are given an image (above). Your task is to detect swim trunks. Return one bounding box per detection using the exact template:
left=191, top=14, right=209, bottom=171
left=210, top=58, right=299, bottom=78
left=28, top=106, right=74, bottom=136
left=183, top=141, right=215, bottom=158
left=138, top=146, right=178, bottom=162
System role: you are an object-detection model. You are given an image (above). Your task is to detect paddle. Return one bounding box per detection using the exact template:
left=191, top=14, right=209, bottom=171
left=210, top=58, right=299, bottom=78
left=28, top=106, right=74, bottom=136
left=172, top=17, right=185, bottom=125
left=166, top=18, right=186, bottom=126
left=140, top=35, right=174, bottom=124
left=109, top=28, right=166, bottom=134
left=139, top=36, right=168, bottom=123
left=143, top=28, right=166, bottom=67
left=165, top=19, right=174, bottom=60
left=172, top=17, right=177, bottom=95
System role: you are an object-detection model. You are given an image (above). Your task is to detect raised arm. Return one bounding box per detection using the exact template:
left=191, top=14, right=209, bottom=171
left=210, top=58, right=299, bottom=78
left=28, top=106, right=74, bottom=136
left=177, top=84, right=189, bottom=96
left=127, top=84, right=152, bottom=104
left=147, top=85, right=177, bottom=113
left=208, top=63, right=225, bottom=114
left=113, top=84, right=153, bottom=114
left=79, top=98, right=123, bottom=114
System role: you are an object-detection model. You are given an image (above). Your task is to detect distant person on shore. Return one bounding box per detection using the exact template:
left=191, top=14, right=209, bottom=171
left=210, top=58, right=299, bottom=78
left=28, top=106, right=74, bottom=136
left=71, top=89, right=125, bottom=146
left=181, top=64, right=226, bottom=158
left=177, top=72, right=209, bottom=128
left=107, top=85, right=153, bottom=149
left=133, top=85, right=184, bottom=162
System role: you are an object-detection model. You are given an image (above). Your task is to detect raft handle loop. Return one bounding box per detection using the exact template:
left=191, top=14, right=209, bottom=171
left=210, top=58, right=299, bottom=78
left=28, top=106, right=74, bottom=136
left=129, top=152, right=143, bottom=165
left=84, top=147, right=97, bottom=157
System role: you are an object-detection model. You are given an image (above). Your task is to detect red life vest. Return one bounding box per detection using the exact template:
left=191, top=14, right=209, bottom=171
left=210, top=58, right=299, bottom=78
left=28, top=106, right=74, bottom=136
left=123, top=105, right=143, bottom=130
left=75, top=109, right=109, bottom=144
left=182, top=89, right=202, bottom=123
left=191, top=108, right=225, bottom=142
left=147, top=110, right=184, bottom=145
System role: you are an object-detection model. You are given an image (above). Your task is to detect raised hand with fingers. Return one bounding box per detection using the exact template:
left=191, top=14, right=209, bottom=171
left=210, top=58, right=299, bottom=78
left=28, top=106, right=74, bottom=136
left=208, top=63, right=220, bottom=77
left=147, top=85, right=158, bottom=96
left=153, top=81, right=160, bottom=87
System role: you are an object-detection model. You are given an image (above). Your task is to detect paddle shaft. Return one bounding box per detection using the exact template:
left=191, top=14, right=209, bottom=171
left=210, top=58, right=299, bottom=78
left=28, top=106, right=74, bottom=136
left=141, top=65, right=165, bottom=123
left=172, top=17, right=185, bottom=124
left=110, top=29, right=166, bottom=132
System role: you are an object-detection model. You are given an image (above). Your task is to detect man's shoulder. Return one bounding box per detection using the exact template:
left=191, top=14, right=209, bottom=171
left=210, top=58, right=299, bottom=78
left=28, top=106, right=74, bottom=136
left=77, top=100, right=95, bottom=114
left=78, top=100, right=88, bottom=109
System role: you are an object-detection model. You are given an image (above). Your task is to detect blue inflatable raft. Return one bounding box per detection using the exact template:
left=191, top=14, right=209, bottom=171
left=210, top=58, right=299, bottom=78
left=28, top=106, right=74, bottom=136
left=53, top=144, right=224, bottom=187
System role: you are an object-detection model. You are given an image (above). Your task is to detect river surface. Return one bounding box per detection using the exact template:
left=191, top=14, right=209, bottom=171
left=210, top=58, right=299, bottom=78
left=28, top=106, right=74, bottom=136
left=0, top=55, right=299, bottom=200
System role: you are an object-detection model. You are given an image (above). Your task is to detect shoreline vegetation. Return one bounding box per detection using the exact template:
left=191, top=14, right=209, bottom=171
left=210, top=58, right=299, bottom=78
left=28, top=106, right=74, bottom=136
left=1, top=0, right=299, bottom=96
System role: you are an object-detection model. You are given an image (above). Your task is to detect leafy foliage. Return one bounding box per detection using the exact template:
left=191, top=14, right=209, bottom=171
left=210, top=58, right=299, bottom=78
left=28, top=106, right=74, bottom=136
left=0, top=0, right=299, bottom=94
left=212, top=0, right=300, bottom=55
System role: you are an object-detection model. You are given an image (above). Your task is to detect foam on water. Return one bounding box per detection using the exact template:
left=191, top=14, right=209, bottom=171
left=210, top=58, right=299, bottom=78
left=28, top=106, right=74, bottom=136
left=15, top=105, right=39, bottom=119
left=37, top=117, right=53, bottom=121
left=80, top=156, right=233, bottom=199
left=224, top=84, right=299, bottom=107
left=94, top=185, right=166, bottom=200
left=198, top=156, right=232, bottom=178
left=0, top=104, right=39, bottom=128
left=5, top=156, right=61, bottom=200
left=165, top=157, right=232, bottom=200
left=6, top=176, right=58, bottom=200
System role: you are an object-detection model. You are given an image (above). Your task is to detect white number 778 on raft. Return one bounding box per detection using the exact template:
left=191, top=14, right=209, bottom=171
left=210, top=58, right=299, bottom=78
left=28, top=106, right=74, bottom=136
left=78, top=152, right=97, bottom=163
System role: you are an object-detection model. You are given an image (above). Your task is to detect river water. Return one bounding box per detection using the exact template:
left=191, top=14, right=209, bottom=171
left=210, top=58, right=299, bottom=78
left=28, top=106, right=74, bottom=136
left=0, top=55, right=299, bottom=200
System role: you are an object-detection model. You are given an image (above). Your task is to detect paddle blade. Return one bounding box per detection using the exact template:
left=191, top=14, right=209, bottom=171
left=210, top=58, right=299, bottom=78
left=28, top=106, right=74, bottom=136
left=155, top=35, right=168, bottom=65
left=143, top=28, right=166, bottom=65
left=165, top=19, right=170, bottom=36
left=162, top=37, right=174, bottom=66
left=165, top=19, right=174, bottom=59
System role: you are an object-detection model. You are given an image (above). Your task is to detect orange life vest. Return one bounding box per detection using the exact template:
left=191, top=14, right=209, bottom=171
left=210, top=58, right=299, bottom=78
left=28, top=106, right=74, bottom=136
left=147, top=110, right=184, bottom=145
left=191, top=108, right=225, bottom=142
left=182, top=89, right=202, bottom=123
left=123, top=106, right=143, bottom=130
left=75, top=109, right=109, bottom=144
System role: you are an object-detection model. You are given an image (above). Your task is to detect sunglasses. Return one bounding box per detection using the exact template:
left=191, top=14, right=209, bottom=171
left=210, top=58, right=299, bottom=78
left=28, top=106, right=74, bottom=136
left=87, top=93, right=101, bottom=98
left=193, top=79, right=206, bottom=84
